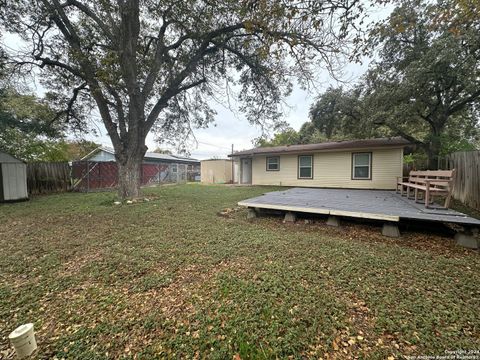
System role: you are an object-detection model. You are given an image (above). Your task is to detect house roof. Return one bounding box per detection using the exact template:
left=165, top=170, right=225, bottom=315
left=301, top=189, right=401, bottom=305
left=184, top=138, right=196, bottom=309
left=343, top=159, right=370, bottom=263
left=229, top=137, right=411, bottom=157
left=82, top=147, right=200, bottom=163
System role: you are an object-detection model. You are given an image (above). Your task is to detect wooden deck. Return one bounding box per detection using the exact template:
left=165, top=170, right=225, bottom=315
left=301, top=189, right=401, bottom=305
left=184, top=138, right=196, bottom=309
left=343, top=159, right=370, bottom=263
left=238, top=188, right=480, bottom=226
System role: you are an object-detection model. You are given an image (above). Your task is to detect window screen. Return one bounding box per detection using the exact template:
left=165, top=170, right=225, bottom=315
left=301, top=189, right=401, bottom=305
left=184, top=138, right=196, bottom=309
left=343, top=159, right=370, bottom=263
left=266, top=157, right=280, bottom=171
left=352, top=153, right=371, bottom=179
left=298, top=155, right=313, bottom=179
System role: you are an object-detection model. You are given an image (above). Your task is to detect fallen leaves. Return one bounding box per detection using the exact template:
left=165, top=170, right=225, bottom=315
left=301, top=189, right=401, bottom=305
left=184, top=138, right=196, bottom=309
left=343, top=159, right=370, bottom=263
left=1, top=185, right=479, bottom=358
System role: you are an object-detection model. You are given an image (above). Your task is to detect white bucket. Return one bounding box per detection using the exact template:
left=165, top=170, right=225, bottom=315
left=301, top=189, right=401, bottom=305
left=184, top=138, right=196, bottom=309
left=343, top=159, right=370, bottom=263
left=8, top=323, right=37, bottom=358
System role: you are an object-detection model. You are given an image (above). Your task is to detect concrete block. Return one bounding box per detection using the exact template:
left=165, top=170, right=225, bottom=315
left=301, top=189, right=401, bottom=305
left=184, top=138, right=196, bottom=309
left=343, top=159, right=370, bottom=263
left=246, top=208, right=257, bottom=220
left=455, top=230, right=479, bottom=249
left=326, top=215, right=341, bottom=227
left=382, top=223, right=400, bottom=238
left=284, top=211, right=296, bottom=223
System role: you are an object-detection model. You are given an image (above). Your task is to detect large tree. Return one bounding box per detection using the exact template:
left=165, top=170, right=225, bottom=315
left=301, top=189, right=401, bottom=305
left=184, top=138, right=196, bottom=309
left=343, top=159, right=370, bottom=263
left=1, top=0, right=365, bottom=198
left=306, top=0, right=480, bottom=168
left=363, top=0, right=480, bottom=168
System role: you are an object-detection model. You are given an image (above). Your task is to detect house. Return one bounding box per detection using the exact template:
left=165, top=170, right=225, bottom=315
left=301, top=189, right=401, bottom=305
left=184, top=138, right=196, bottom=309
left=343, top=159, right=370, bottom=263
left=0, top=151, right=28, bottom=202
left=229, top=137, right=411, bottom=189
left=201, top=159, right=236, bottom=184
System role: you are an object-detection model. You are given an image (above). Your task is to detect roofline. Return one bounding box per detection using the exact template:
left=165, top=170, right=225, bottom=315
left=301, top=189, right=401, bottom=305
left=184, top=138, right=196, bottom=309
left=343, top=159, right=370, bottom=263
left=228, top=140, right=412, bottom=158
left=80, top=146, right=106, bottom=161
left=80, top=146, right=200, bottom=163
left=200, top=158, right=232, bottom=162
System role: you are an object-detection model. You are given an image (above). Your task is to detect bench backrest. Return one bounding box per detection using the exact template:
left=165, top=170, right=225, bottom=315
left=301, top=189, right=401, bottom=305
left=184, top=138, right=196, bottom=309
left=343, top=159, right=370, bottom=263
left=408, top=169, right=456, bottom=188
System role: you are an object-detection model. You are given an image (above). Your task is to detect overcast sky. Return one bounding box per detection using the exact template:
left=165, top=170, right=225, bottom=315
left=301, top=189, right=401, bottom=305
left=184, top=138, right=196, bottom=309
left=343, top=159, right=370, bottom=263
left=3, top=4, right=392, bottom=160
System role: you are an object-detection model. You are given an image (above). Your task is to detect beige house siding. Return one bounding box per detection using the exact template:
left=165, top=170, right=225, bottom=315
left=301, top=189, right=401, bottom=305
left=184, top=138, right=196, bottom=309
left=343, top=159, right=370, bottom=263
left=201, top=159, right=233, bottom=184
left=251, top=148, right=403, bottom=189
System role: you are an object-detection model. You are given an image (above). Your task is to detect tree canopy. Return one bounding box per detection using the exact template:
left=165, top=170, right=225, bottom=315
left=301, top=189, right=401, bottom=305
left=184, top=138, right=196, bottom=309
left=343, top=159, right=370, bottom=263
left=256, top=125, right=299, bottom=147
left=364, top=0, right=480, bottom=167
left=304, top=0, right=480, bottom=168
left=1, top=0, right=365, bottom=198
left=0, top=87, right=98, bottom=161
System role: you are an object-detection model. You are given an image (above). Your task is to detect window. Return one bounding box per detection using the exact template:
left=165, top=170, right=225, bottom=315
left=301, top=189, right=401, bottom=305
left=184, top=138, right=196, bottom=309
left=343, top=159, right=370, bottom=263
left=352, top=152, right=371, bottom=179
left=298, top=155, right=313, bottom=179
left=266, top=156, right=280, bottom=171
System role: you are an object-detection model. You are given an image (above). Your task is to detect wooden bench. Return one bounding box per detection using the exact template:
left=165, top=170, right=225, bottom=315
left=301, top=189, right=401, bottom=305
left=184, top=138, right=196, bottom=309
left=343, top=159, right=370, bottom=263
left=396, top=170, right=456, bottom=209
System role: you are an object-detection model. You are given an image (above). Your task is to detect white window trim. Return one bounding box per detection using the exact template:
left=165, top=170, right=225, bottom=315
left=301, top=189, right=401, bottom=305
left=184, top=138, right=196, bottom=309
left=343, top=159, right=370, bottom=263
left=266, top=156, right=280, bottom=171
left=352, top=152, right=372, bottom=180
left=298, top=155, right=313, bottom=179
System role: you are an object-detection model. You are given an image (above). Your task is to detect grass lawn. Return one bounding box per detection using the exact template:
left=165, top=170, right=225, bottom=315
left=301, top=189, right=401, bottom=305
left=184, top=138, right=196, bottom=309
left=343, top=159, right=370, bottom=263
left=0, top=184, right=479, bottom=359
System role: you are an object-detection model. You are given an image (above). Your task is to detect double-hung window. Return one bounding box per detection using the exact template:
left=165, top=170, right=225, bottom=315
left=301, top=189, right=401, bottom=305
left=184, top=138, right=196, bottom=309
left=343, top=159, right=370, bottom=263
left=266, top=156, right=280, bottom=171
left=352, top=152, right=372, bottom=179
left=298, top=155, right=313, bottom=179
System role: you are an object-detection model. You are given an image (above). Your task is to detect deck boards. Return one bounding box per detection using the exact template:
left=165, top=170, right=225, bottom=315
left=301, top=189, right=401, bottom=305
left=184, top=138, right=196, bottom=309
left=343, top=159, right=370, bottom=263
left=238, top=188, right=480, bottom=226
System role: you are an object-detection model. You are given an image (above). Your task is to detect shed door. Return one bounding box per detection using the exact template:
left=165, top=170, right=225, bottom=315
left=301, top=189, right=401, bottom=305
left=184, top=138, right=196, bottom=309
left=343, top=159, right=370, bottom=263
left=241, top=158, right=252, bottom=184
left=2, top=163, right=28, bottom=201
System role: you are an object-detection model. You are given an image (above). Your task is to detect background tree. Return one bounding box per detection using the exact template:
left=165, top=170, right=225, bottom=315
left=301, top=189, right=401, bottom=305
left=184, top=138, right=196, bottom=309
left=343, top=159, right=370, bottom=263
left=1, top=0, right=365, bottom=199
left=308, top=87, right=345, bottom=139
left=256, top=126, right=299, bottom=147
left=152, top=148, right=173, bottom=155
left=64, top=140, right=100, bottom=161
left=0, top=87, right=99, bottom=161
left=296, top=122, right=330, bottom=144
left=0, top=89, right=68, bottom=161
left=307, top=86, right=379, bottom=140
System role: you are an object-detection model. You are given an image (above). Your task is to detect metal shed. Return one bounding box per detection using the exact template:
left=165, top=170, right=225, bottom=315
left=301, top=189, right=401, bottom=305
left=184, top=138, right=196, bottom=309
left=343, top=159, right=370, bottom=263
left=0, top=151, right=28, bottom=202
left=201, top=159, right=234, bottom=184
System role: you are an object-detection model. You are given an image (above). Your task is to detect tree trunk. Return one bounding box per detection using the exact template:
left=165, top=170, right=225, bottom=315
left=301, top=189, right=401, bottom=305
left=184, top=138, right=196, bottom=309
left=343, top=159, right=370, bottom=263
left=117, top=156, right=143, bottom=199
left=426, top=135, right=442, bottom=170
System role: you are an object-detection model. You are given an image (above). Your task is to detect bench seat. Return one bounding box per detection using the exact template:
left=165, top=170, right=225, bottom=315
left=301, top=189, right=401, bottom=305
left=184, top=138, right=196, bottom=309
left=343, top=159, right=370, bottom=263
left=398, top=182, right=449, bottom=192
left=396, top=170, right=455, bottom=209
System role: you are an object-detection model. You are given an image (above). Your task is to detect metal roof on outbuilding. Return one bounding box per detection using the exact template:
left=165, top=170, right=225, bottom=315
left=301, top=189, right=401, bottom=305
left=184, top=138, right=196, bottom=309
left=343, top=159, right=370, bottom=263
left=81, top=147, right=200, bottom=164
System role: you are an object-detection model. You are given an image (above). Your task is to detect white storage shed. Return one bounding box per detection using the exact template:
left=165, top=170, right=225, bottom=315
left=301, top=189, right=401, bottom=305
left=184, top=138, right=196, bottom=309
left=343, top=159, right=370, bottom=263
left=0, top=151, right=28, bottom=202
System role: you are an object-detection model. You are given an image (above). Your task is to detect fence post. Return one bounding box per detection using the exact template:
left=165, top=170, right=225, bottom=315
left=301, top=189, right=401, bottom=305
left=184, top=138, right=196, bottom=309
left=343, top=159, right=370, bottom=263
left=87, top=161, right=90, bottom=192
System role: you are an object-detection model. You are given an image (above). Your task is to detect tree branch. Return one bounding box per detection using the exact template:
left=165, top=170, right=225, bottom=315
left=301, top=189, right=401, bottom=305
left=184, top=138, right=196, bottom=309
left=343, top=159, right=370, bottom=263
left=448, top=88, right=480, bottom=115
left=41, top=0, right=122, bottom=150
left=61, top=0, right=115, bottom=40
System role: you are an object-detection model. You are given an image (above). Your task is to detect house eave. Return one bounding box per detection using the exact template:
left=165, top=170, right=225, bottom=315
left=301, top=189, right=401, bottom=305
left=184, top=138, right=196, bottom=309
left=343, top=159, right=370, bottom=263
left=229, top=145, right=409, bottom=158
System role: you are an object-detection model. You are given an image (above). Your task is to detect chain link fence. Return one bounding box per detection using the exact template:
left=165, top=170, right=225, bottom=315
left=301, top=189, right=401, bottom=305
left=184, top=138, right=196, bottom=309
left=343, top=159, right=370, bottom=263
left=72, top=161, right=199, bottom=192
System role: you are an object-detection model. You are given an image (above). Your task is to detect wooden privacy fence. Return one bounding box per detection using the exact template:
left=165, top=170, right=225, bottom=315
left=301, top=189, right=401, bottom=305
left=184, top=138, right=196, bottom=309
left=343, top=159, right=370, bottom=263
left=445, top=150, right=480, bottom=211
left=27, top=162, right=71, bottom=195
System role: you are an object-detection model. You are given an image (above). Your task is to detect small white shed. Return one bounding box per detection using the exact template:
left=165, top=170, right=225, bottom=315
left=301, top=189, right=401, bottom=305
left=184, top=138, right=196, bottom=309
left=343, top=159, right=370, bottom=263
left=201, top=159, right=234, bottom=184
left=0, top=151, right=28, bottom=202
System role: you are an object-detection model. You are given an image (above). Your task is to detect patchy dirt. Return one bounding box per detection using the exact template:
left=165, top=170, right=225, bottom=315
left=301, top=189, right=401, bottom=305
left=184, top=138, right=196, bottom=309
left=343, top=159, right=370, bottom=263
left=217, top=207, right=243, bottom=218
